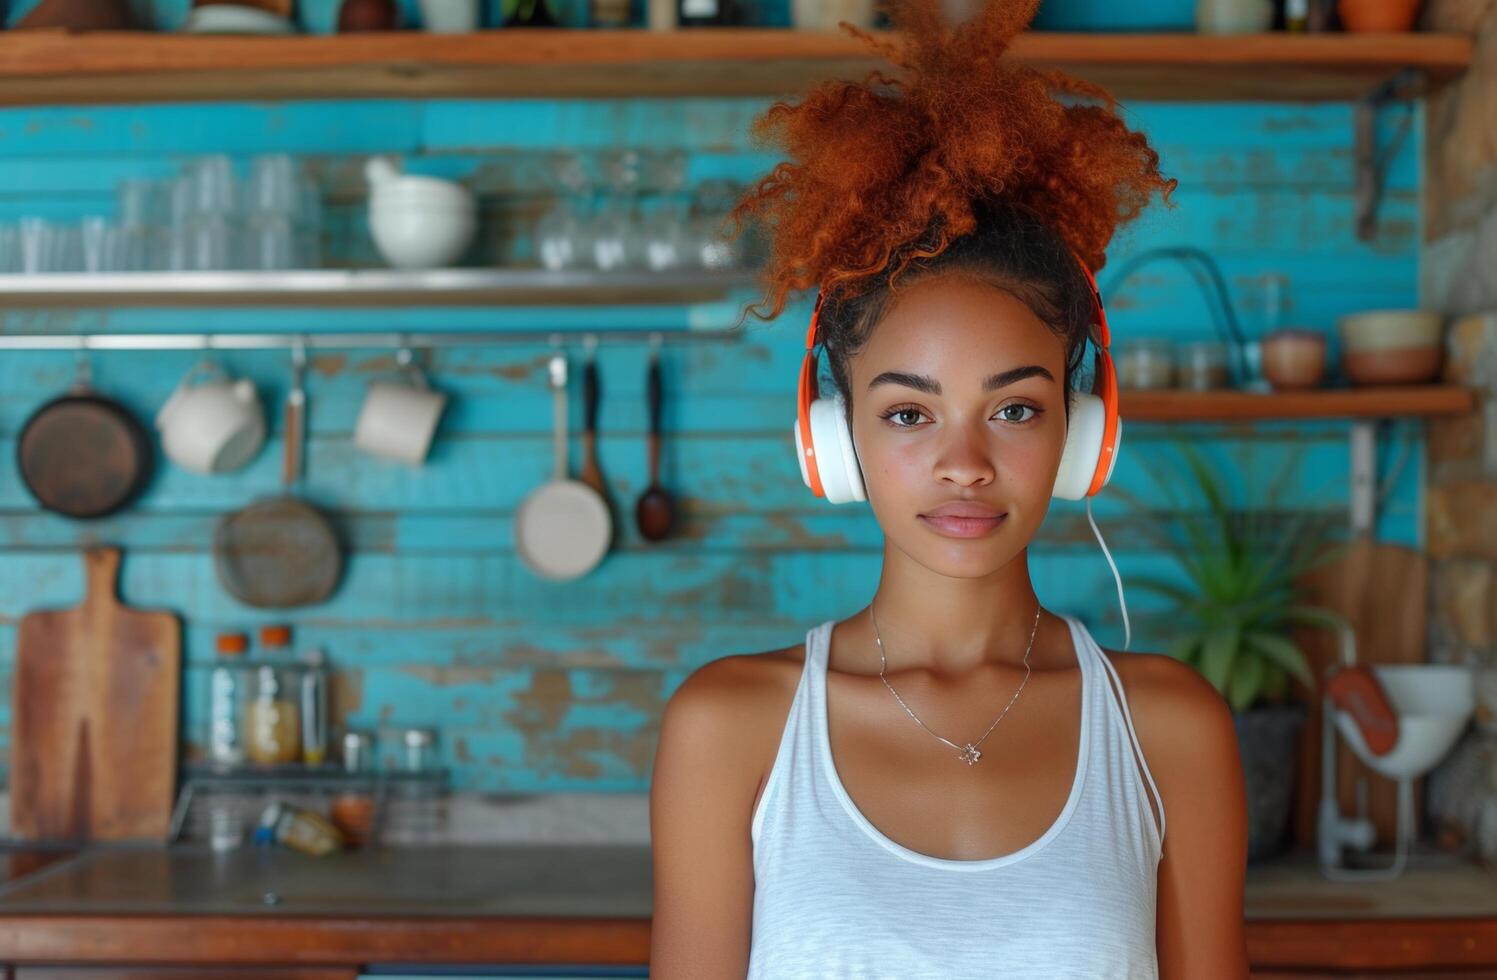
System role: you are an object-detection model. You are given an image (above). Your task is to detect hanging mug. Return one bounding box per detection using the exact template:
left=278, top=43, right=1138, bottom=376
left=156, top=360, right=266, bottom=475
left=353, top=348, right=448, bottom=466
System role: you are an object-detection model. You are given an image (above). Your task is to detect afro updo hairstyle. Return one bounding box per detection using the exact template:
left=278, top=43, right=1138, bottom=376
left=725, top=0, right=1178, bottom=434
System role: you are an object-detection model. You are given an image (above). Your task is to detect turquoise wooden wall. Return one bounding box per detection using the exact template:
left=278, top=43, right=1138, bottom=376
left=0, top=66, right=1426, bottom=790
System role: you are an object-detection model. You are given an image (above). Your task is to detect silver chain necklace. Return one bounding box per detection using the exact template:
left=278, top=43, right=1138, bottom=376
left=868, top=601, right=1041, bottom=766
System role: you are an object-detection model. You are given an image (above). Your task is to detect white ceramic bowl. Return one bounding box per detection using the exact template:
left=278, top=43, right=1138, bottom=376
left=372, top=187, right=474, bottom=211
left=372, top=175, right=472, bottom=203
left=1335, top=664, right=1474, bottom=780
left=368, top=197, right=473, bottom=218
left=1338, top=309, right=1445, bottom=353
left=370, top=208, right=476, bottom=269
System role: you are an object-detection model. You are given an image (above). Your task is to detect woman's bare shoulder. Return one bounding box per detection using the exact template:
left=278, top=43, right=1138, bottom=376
left=1097, top=646, right=1230, bottom=729
left=666, top=642, right=807, bottom=745
left=659, top=642, right=807, bottom=797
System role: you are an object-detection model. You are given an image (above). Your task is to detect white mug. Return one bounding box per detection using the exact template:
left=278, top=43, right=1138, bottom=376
left=418, top=0, right=479, bottom=33
left=156, top=361, right=266, bottom=475
left=353, top=354, right=447, bottom=466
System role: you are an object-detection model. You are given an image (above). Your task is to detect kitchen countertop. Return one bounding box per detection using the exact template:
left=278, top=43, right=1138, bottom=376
left=0, top=843, right=653, bottom=918
left=0, top=842, right=1491, bottom=920
left=0, top=843, right=1493, bottom=970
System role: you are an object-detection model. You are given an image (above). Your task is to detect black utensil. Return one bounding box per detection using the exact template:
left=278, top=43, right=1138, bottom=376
left=635, top=347, right=675, bottom=541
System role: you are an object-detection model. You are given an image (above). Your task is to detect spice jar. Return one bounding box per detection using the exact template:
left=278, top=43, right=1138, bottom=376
left=258, top=801, right=344, bottom=856
left=1177, top=340, right=1231, bottom=391
left=1116, top=338, right=1176, bottom=390
left=331, top=729, right=378, bottom=847
left=244, top=664, right=302, bottom=765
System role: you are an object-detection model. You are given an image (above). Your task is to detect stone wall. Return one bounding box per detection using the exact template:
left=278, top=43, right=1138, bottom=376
left=1418, top=0, right=1497, bottom=861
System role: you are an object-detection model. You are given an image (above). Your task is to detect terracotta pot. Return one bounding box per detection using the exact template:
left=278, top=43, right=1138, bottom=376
left=338, top=0, right=400, bottom=31
left=1342, top=345, right=1443, bottom=385
left=15, top=0, right=135, bottom=30
left=1337, top=0, right=1422, bottom=32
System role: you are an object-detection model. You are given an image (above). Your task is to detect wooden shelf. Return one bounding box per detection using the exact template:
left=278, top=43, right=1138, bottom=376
left=0, top=267, right=760, bottom=308
left=0, top=28, right=1472, bottom=105
left=1121, top=384, right=1477, bottom=421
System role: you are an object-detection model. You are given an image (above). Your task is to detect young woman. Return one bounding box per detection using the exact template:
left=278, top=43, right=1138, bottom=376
left=650, top=1, right=1250, bottom=976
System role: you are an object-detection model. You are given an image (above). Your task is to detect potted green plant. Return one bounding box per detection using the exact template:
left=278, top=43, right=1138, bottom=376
left=1111, top=438, right=1352, bottom=862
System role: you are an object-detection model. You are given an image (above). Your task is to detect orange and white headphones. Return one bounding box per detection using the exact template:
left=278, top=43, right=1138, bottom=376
left=791, top=248, right=1133, bottom=649
left=794, top=248, right=1122, bottom=505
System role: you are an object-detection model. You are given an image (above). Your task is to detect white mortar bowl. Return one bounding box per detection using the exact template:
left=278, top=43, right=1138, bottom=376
left=369, top=198, right=477, bottom=269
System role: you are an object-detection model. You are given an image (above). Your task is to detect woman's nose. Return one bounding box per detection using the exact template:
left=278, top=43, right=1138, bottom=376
left=932, top=426, right=996, bottom=487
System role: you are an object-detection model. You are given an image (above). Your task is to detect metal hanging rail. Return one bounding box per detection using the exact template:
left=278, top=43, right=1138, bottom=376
left=0, top=326, right=744, bottom=351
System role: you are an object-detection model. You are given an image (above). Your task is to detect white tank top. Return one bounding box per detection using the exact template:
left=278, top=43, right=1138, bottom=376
left=747, top=614, right=1166, bottom=979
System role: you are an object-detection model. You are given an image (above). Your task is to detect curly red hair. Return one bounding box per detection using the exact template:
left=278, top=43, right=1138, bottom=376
left=727, top=0, right=1178, bottom=324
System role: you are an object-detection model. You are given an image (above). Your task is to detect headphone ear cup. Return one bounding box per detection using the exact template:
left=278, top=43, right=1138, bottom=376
left=793, top=412, right=814, bottom=492
left=808, top=391, right=866, bottom=504
left=1055, top=389, right=1109, bottom=500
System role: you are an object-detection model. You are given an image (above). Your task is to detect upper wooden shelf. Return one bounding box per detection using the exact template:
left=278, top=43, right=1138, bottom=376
left=1121, top=384, right=1476, bottom=421
left=0, top=28, right=1473, bottom=105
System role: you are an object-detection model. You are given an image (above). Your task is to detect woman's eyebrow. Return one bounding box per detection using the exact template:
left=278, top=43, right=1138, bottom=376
left=866, top=365, right=1054, bottom=395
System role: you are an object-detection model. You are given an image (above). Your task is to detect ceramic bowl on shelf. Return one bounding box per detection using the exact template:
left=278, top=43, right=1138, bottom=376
left=1338, top=309, right=1445, bottom=385
left=371, top=179, right=474, bottom=209
left=182, top=4, right=297, bottom=34
left=1337, top=0, right=1422, bottom=32
left=364, top=157, right=478, bottom=269
left=369, top=204, right=476, bottom=269
left=1261, top=328, right=1327, bottom=390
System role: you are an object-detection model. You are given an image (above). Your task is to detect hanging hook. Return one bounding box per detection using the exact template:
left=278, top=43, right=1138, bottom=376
left=74, top=334, right=92, bottom=389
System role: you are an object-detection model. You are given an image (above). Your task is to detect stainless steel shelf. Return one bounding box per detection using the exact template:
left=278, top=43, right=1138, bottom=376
left=0, top=266, right=761, bottom=308
left=0, top=327, right=742, bottom=349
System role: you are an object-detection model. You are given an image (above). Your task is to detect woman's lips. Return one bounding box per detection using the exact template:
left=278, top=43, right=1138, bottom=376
left=919, top=512, right=1007, bottom=538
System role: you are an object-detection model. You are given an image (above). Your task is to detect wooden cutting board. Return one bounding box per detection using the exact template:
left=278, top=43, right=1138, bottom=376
left=1289, top=537, right=1428, bottom=851
left=10, top=547, right=182, bottom=842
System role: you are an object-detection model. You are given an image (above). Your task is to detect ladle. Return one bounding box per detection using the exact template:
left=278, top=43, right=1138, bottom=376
left=635, top=337, right=675, bottom=541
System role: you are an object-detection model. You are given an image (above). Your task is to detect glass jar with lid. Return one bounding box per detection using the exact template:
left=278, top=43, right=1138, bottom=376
left=1116, top=338, right=1176, bottom=390
left=244, top=662, right=302, bottom=766
left=1177, top=340, right=1231, bottom=391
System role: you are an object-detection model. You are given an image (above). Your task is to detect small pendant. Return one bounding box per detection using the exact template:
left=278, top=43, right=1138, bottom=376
left=957, top=743, right=982, bottom=765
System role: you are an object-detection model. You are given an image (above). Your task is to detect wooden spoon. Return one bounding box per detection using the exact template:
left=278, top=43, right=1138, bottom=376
left=635, top=348, right=675, bottom=541
left=578, top=352, right=617, bottom=545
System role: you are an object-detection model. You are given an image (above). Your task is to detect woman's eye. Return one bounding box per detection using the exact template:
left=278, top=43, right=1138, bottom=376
left=880, top=407, right=927, bottom=427
left=998, top=403, right=1040, bottom=424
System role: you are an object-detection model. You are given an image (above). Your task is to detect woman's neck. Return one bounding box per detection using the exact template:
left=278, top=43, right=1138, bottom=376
left=858, top=545, right=1058, bottom=677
